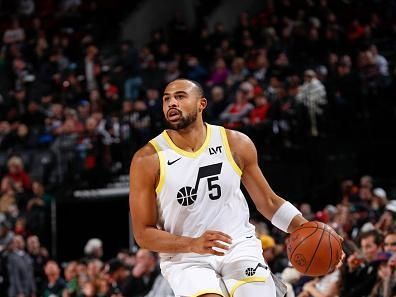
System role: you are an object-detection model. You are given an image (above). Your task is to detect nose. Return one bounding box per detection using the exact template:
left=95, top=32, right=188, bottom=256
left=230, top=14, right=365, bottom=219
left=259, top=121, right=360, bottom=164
left=168, top=96, right=178, bottom=108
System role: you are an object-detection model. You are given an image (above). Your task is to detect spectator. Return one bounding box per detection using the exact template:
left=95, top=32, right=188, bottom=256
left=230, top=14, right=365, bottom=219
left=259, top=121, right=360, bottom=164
left=43, top=260, right=66, bottom=297
left=368, top=44, right=389, bottom=77
left=0, top=220, right=14, bottom=252
left=62, top=261, right=79, bottom=297
left=3, top=156, right=32, bottom=193
left=206, top=57, right=229, bottom=87
left=7, top=235, right=36, bottom=297
left=369, top=252, right=396, bottom=297
left=297, top=269, right=341, bottom=297
left=84, top=238, right=103, bottom=260
left=84, top=45, right=101, bottom=92
left=226, top=57, right=249, bottom=88
left=296, top=69, right=327, bottom=137
left=118, top=40, right=142, bottom=101
left=206, top=85, right=228, bottom=123
left=26, top=235, right=48, bottom=297
left=104, top=258, right=131, bottom=296
left=129, top=249, right=162, bottom=297
left=3, top=18, right=25, bottom=45
left=185, top=56, right=207, bottom=84
left=342, top=230, right=384, bottom=297
left=219, top=83, right=254, bottom=129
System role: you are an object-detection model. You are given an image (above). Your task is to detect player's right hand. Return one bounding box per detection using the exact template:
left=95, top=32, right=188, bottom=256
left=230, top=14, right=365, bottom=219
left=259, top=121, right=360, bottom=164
left=190, top=230, right=232, bottom=256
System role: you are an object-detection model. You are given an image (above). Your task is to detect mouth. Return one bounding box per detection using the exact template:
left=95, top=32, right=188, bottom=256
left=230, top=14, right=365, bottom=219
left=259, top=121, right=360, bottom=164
left=167, top=109, right=181, bottom=121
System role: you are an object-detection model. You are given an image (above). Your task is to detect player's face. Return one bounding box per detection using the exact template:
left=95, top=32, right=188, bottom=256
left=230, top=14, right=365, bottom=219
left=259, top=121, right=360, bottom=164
left=162, top=80, right=206, bottom=130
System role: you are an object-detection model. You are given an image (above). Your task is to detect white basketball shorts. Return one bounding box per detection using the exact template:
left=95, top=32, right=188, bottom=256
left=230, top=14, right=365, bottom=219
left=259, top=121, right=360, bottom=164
left=160, top=236, right=275, bottom=297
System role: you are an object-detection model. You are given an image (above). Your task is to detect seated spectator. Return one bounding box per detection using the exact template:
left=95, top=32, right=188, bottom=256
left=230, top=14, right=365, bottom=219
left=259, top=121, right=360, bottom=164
left=43, top=260, right=66, bottom=297
left=342, top=230, right=383, bottom=297
left=247, top=93, right=271, bottom=126
left=297, top=269, right=341, bottom=297
left=0, top=177, right=17, bottom=214
left=369, top=252, right=396, bottom=297
left=62, top=261, right=79, bottom=297
left=84, top=238, right=103, bottom=261
left=261, top=234, right=288, bottom=274
left=185, top=56, right=208, bottom=84
left=3, top=18, right=25, bottom=44
left=128, top=249, right=164, bottom=297
left=0, top=220, right=14, bottom=252
left=219, top=84, right=254, bottom=129
left=105, top=258, right=131, bottom=296
left=226, top=57, right=249, bottom=88
left=206, top=57, right=229, bottom=87
left=206, top=85, right=228, bottom=123
left=3, top=156, right=32, bottom=193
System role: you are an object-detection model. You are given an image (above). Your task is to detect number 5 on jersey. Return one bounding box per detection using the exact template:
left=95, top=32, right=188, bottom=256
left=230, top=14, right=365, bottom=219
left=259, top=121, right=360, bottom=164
left=176, top=163, right=223, bottom=206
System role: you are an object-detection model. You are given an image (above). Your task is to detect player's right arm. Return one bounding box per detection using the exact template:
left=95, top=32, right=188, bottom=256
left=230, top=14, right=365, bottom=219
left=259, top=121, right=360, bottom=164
left=129, top=143, right=232, bottom=255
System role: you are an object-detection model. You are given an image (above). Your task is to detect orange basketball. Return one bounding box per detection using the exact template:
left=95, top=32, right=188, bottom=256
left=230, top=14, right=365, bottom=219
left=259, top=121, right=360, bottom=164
left=286, top=221, right=342, bottom=276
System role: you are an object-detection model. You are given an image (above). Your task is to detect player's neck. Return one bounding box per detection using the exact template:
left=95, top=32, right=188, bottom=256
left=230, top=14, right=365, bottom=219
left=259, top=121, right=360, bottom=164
left=167, top=121, right=207, bottom=153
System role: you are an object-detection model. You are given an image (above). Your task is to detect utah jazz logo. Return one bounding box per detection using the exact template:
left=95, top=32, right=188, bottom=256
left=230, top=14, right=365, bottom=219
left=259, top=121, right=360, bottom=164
left=245, top=263, right=268, bottom=276
left=176, top=162, right=222, bottom=206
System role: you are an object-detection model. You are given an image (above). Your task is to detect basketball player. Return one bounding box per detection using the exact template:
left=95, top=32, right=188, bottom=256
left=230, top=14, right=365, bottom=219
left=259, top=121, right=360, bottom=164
left=129, top=79, right=338, bottom=297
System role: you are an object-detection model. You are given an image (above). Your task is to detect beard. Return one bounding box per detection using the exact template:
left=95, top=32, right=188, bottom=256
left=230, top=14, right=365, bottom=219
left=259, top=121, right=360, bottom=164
left=165, top=109, right=198, bottom=130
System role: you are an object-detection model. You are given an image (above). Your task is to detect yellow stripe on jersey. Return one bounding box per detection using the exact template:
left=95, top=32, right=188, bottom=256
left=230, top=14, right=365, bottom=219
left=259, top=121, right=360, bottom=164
left=219, top=127, right=242, bottom=176
left=162, top=124, right=212, bottom=158
left=149, top=140, right=165, bottom=194
left=191, top=289, right=225, bottom=297
left=229, top=276, right=267, bottom=297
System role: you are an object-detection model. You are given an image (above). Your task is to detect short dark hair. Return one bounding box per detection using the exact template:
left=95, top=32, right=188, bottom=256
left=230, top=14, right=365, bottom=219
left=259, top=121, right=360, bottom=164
left=384, top=227, right=396, bottom=238
left=172, top=78, right=204, bottom=98
left=359, top=229, right=383, bottom=247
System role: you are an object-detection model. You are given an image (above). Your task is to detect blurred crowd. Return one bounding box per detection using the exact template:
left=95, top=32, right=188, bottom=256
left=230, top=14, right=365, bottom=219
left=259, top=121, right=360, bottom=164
left=0, top=0, right=396, bottom=296
left=256, top=174, right=396, bottom=297
left=1, top=174, right=396, bottom=297
left=0, top=0, right=395, bottom=188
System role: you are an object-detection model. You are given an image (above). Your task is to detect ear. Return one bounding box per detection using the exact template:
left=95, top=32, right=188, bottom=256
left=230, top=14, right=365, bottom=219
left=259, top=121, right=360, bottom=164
left=199, top=97, right=207, bottom=112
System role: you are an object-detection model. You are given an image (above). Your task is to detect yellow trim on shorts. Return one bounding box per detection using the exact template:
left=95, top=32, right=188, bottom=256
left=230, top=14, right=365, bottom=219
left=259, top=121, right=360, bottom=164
left=162, top=124, right=212, bottom=158
left=149, top=140, right=165, bottom=194
left=191, top=289, right=225, bottom=297
left=219, top=127, right=242, bottom=176
left=229, top=276, right=267, bottom=297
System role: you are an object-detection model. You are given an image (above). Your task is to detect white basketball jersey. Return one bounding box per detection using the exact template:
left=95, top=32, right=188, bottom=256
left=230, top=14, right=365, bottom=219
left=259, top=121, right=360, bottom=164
left=149, top=124, right=255, bottom=256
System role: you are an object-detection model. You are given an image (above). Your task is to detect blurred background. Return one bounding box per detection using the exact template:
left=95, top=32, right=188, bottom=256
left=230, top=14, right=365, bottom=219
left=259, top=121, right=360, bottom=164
left=0, top=0, right=395, bottom=296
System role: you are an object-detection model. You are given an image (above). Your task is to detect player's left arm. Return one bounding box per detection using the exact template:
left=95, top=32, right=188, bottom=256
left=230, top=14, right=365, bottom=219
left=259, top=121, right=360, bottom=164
left=226, top=129, right=308, bottom=233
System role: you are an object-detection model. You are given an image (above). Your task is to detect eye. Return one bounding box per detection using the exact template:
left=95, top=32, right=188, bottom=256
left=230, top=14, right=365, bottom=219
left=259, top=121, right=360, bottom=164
left=175, top=95, right=184, bottom=100
left=163, top=97, right=170, bottom=102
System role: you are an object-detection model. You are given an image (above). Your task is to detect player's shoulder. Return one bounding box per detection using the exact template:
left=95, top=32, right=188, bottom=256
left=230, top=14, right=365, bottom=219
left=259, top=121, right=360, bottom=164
left=222, top=128, right=257, bottom=170
left=224, top=128, right=254, bottom=149
left=131, top=142, right=159, bottom=168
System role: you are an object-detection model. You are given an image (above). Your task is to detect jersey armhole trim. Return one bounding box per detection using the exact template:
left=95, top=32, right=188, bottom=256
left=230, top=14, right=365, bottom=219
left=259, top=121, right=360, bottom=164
left=149, top=140, right=165, bottom=194
left=219, top=127, right=242, bottom=176
left=229, top=276, right=267, bottom=297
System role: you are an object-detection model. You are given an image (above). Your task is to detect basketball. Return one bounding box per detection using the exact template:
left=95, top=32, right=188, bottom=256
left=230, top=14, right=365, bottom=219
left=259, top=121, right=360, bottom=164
left=177, top=186, right=197, bottom=206
left=286, top=221, right=342, bottom=276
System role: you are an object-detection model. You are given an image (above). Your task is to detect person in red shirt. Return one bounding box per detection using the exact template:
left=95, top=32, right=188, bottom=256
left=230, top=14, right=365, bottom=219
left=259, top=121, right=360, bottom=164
left=249, top=94, right=270, bottom=125
left=3, top=156, right=32, bottom=192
